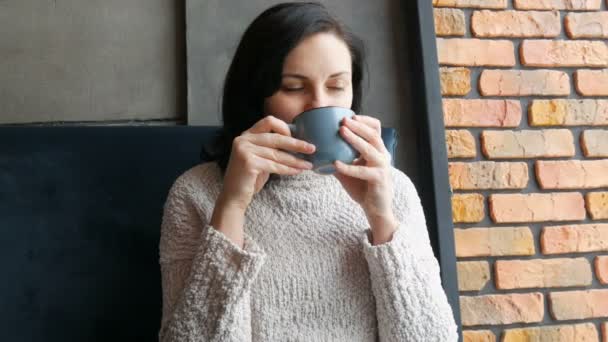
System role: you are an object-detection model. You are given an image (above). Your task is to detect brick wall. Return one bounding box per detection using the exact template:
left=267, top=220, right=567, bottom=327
left=433, top=0, right=608, bottom=341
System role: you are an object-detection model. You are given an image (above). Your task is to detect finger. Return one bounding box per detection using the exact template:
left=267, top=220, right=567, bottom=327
left=247, top=133, right=315, bottom=154
left=334, top=160, right=380, bottom=181
left=343, top=117, right=387, bottom=153
left=251, top=155, right=305, bottom=175
left=353, top=115, right=381, bottom=134
left=340, top=126, right=386, bottom=165
left=252, top=145, right=313, bottom=170
left=353, top=158, right=366, bottom=166
left=333, top=171, right=354, bottom=189
left=245, top=115, right=291, bottom=136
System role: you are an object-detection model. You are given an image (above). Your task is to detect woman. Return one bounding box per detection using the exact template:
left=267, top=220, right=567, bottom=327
left=159, top=2, right=458, bottom=341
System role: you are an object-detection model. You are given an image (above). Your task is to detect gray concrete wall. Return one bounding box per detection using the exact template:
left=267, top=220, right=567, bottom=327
left=0, top=0, right=185, bottom=124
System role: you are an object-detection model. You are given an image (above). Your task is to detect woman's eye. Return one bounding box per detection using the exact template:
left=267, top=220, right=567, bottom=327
left=283, top=87, right=303, bottom=92
left=328, top=81, right=347, bottom=91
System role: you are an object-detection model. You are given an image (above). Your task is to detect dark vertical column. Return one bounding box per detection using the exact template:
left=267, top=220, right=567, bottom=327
left=403, top=0, right=463, bottom=340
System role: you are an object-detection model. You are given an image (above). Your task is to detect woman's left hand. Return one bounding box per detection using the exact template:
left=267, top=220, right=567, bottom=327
left=334, top=115, right=399, bottom=245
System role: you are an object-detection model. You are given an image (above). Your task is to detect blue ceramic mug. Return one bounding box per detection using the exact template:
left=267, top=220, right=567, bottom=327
left=287, top=106, right=359, bottom=175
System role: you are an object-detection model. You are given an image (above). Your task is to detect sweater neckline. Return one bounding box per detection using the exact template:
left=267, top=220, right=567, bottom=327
left=203, top=162, right=336, bottom=190
left=268, top=170, right=337, bottom=189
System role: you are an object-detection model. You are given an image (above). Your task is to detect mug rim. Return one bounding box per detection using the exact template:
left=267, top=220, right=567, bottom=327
left=296, top=105, right=354, bottom=118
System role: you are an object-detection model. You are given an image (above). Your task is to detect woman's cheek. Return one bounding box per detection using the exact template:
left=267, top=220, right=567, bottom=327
left=266, top=95, right=303, bottom=123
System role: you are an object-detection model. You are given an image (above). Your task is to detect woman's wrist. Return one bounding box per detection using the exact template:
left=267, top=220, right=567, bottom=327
left=366, top=211, right=399, bottom=246
left=210, top=193, right=248, bottom=249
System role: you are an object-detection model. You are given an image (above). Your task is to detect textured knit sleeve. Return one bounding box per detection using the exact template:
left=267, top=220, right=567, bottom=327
left=361, top=170, right=459, bottom=342
left=158, top=174, right=267, bottom=342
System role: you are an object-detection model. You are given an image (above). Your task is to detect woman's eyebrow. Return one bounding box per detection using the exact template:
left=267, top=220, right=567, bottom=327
left=282, top=71, right=351, bottom=79
left=328, top=71, right=351, bottom=78
left=282, top=74, right=307, bottom=80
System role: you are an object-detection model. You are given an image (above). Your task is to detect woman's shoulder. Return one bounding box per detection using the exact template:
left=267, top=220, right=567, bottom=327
left=390, top=166, right=418, bottom=198
left=160, top=162, right=222, bottom=260
left=166, top=161, right=223, bottom=204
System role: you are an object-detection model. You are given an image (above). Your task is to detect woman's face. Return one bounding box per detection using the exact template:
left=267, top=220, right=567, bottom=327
left=264, top=32, right=354, bottom=123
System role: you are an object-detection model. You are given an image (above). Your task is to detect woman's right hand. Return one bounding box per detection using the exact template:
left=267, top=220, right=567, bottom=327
left=210, top=116, right=315, bottom=247
left=211, top=116, right=315, bottom=247
left=222, top=115, right=316, bottom=207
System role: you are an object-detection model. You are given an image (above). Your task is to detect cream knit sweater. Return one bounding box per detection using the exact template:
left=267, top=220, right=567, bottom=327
left=158, top=162, right=458, bottom=341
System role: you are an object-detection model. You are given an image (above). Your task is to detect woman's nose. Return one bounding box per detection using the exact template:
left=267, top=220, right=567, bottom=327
left=306, top=88, right=329, bottom=110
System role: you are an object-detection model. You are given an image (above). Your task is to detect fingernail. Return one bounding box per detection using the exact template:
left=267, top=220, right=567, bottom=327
left=304, top=162, right=313, bottom=169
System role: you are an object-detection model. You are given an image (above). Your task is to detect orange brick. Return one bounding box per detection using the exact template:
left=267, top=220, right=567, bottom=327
left=597, top=256, right=608, bottom=285
left=460, top=293, right=544, bottom=326
left=437, top=39, right=516, bottom=67
left=449, top=161, right=528, bottom=190
left=587, top=192, right=608, bottom=220
left=521, top=40, right=608, bottom=67
left=458, top=261, right=490, bottom=291
left=481, top=129, right=574, bottom=159
left=566, top=12, right=608, bottom=38
left=514, top=0, right=601, bottom=10
left=549, top=289, right=608, bottom=320
left=435, top=8, right=466, bottom=36
left=503, top=323, right=598, bottom=342
left=536, top=160, right=608, bottom=189
left=443, top=99, right=521, bottom=127
left=440, top=67, right=471, bottom=95
left=479, top=70, right=570, bottom=96
left=455, top=227, right=535, bottom=257
left=576, top=70, right=608, bottom=96
left=446, top=130, right=476, bottom=159
left=489, top=192, right=586, bottom=223
left=529, top=99, right=608, bottom=126
left=495, top=258, right=592, bottom=289
left=433, top=0, right=507, bottom=8
left=541, top=223, right=608, bottom=254
left=463, top=330, right=496, bottom=342
left=452, top=194, right=485, bottom=223
left=472, top=10, right=560, bottom=38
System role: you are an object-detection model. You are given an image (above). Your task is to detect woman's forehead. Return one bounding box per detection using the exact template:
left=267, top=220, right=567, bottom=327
left=282, top=33, right=352, bottom=77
